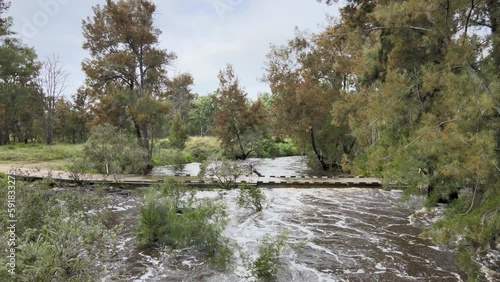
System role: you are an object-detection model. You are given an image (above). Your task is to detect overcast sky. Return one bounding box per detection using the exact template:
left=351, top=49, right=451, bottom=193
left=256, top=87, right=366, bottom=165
left=7, top=0, right=339, bottom=100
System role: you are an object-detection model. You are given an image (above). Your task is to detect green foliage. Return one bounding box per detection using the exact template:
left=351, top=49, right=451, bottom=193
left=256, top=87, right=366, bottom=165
left=286, top=0, right=500, bottom=277
left=65, top=156, right=91, bottom=183
left=264, top=31, right=356, bottom=171
left=53, top=96, right=89, bottom=144
left=424, top=187, right=500, bottom=256
left=255, top=138, right=299, bottom=158
left=456, top=247, right=482, bottom=282
left=135, top=179, right=233, bottom=269
left=80, top=124, right=148, bottom=174
left=158, top=177, right=195, bottom=209
left=213, top=65, right=267, bottom=160
left=237, top=184, right=265, bottom=212
left=0, top=23, right=42, bottom=145
left=0, top=180, right=113, bottom=281
left=82, top=0, right=178, bottom=165
left=183, top=136, right=222, bottom=162
left=168, top=112, right=189, bottom=150
left=188, top=94, right=216, bottom=136
left=165, top=73, right=195, bottom=121
left=199, top=156, right=244, bottom=189
left=135, top=191, right=170, bottom=245
left=12, top=214, right=111, bottom=282
left=153, top=148, right=186, bottom=171
left=252, top=232, right=289, bottom=282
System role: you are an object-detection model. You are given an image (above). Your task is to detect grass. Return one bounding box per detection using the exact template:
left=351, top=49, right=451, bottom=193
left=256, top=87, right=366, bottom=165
left=186, top=136, right=220, bottom=146
left=0, top=143, right=83, bottom=169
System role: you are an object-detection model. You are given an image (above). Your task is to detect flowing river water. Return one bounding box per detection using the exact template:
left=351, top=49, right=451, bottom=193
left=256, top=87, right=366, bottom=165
left=101, top=157, right=498, bottom=281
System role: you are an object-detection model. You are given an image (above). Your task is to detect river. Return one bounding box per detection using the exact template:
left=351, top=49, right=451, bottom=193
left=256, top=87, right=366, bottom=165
left=101, top=157, right=498, bottom=281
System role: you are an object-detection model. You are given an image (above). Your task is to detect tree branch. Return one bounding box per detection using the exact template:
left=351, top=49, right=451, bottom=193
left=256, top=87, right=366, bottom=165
left=404, top=118, right=458, bottom=149
left=316, top=25, right=433, bottom=41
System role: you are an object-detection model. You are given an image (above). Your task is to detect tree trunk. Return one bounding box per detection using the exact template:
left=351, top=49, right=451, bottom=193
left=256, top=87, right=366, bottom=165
left=486, top=0, right=500, bottom=75
left=310, top=127, right=330, bottom=170
left=234, top=124, right=248, bottom=160
left=46, top=108, right=53, bottom=145
left=140, top=124, right=153, bottom=175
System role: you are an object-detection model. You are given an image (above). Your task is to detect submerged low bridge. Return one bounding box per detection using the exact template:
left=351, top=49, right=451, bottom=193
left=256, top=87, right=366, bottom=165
left=1, top=166, right=382, bottom=189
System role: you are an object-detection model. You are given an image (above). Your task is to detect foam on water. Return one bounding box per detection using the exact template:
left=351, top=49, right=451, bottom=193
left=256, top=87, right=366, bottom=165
left=152, top=156, right=310, bottom=177
left=104, top=187, right=472, bottom=281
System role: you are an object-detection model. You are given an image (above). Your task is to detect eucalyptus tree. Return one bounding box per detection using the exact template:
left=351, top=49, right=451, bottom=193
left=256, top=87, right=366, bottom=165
left=213, top=64, right=265, bottom=159
left=265, top=29, right=355, bottom=171
left=82, top=0, right=176, bottom=172
left=0, top=1, right=42, bottom=144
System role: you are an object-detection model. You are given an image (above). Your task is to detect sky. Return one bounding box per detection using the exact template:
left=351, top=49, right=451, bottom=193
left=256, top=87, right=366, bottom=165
left=7, top=0, right=339, bottom=100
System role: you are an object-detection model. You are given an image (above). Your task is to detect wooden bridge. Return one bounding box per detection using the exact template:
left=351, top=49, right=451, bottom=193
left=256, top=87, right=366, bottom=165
left=0, top=166, right=382, bottom=189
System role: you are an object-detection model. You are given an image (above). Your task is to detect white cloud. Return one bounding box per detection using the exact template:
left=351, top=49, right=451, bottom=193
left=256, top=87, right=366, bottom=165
left=7, top=0, right=338, bottom=99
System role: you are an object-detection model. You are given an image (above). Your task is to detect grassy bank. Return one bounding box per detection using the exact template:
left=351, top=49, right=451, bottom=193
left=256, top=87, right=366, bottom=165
left=0, top=143, right=83, bottom=169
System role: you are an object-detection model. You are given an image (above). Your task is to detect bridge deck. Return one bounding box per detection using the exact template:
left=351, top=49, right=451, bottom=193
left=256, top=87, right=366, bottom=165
left=1, top=166, right=382, bottom=189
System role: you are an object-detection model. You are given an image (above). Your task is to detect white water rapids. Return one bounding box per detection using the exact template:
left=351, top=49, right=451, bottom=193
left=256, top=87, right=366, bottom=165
left=100, top=156, right=498, bottom=281
left=103, top=188, right=470, bottom=281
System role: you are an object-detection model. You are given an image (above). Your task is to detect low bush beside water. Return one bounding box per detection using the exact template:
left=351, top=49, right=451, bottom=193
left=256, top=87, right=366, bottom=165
left=255, top=138, right=299, bottom=158
left=0, top=176, right=114, bottom=281
left=183, top=136, right=223, bottom=162
left=237, top=184, right=266, bottom=213
left=135, top=179, right=233, bottom=269
left=250, top=232, right=289, bottom=282
left=153, top=148, right=186, bottom=171
left=198, top=156, right=243, bottom=189
left=76, top=124, right=148, bottom=175
left=422, top=187, right=500, bottom=280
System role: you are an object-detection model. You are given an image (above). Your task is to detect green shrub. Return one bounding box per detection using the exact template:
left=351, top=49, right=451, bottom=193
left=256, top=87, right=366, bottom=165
left=65, top=156, right=91, bottom=183
left=168, top=112, right=189, bottom=150
left=252, top=232, right=289, bottom=282
left=276, top=138, right=299, bottom=156
left=135, top=191, right=170, bottom=245
left=421, top=186, right=500, bottom=280
left=0, top=181, right=113, bottom=281
left=199, top=156, right=243, bottom=189
left=237, top=184, right=266, bottom=212
left=136, top=179, right=233, bottom=269
left=159, top=178, right=195, bottom=209
left=255, top=138, right=299, bottom=158
left=12, top=213, right=112, bottom=282
left=154, top=148, right=186, bottom=171
left=156, top=139, right=170, bottom=150
left=80, top=124, right=148, bottom=174
left=184, top=137, right=222, bottom=162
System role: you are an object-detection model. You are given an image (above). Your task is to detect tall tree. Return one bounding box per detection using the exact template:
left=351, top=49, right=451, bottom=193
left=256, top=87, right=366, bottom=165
left=53, top=93, right=90, bottom=144
left=189, top=94, right=216, bottom=136
left=310, top=1, right=499, bottom=277
left=0, top=0, right=10, bottom=36
left=82, top=0, right=176, bottom=172
left=39, top=54, right=68, bottom=145
left=213, top=64, right=265, bottom=159
left=168, top=111, right=188, bottom=150
left=265, top=30, right=355, bottom=171
left=0, top=1, right=42, bottom=144
left=165, top=73, right=195, bottom=120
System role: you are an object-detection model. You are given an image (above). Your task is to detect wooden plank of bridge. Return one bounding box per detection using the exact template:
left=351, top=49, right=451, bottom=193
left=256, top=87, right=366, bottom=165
left=0, top=166, right=382, bottom=189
